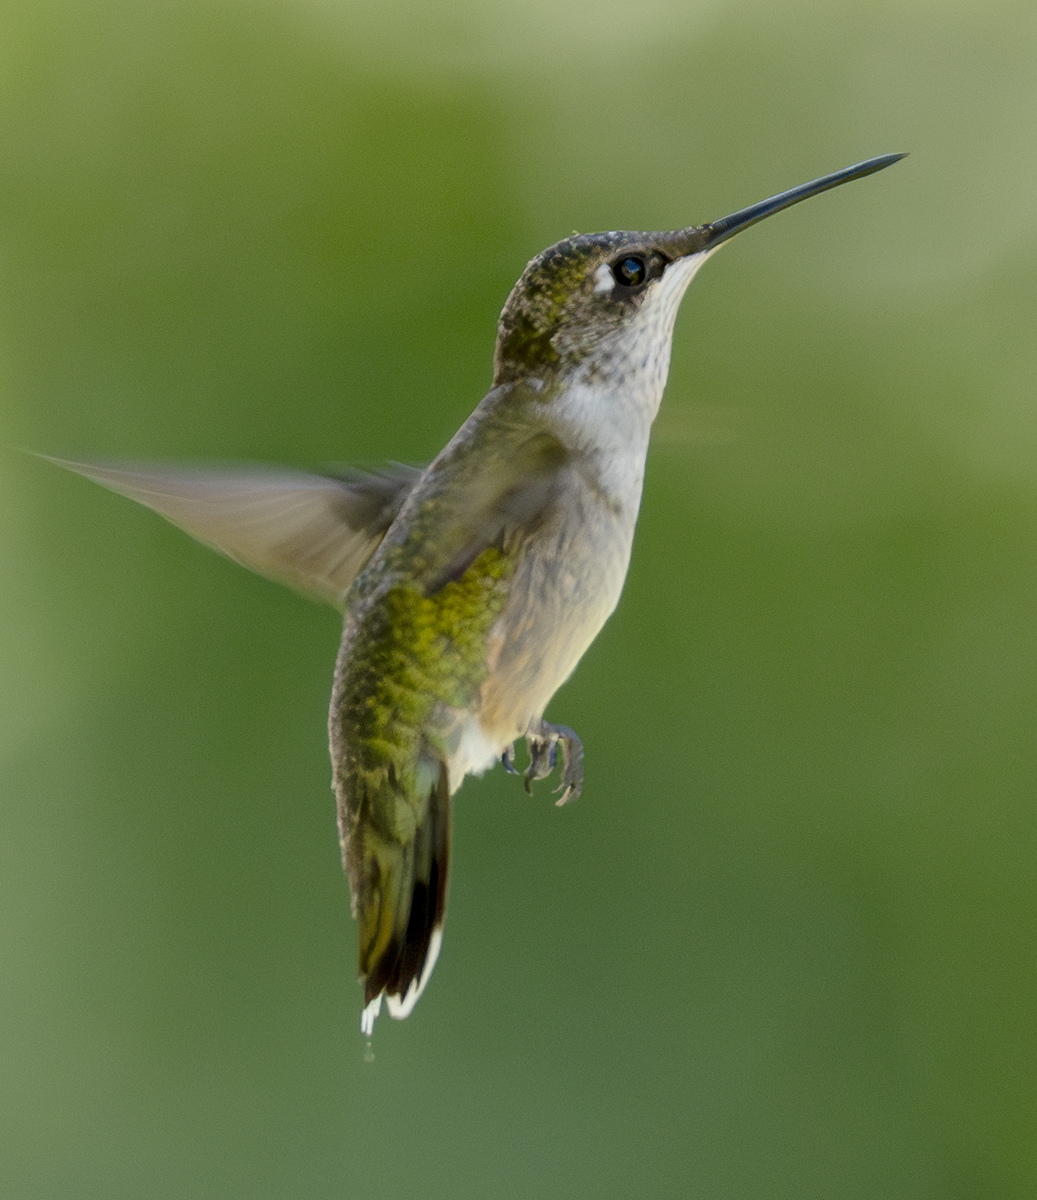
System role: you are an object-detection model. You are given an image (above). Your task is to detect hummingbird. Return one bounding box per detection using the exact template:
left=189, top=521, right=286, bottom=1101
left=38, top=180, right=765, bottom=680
left=48, top=153, right=903, bottom=1034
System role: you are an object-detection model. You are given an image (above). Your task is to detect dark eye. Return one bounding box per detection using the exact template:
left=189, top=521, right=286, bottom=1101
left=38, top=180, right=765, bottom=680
left=612, top=255, right=647, bottom=288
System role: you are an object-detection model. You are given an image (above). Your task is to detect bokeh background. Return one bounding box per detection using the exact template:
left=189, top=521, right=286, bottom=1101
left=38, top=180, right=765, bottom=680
left=3, top=1, right=1037, bottom=1196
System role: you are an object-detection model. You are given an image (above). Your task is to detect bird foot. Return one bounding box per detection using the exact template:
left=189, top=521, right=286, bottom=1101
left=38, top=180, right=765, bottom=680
left=501, top=720, right=584, bottom=805
left=501, top=743, right=520, bottom=775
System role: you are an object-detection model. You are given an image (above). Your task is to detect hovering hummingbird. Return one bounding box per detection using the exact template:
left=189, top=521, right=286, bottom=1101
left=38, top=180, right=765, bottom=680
left=49, top=153, right=903, bottom=1034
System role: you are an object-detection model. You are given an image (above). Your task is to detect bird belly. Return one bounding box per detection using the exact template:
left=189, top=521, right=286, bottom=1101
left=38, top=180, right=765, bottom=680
left=471, top=490, right=636, bottom=764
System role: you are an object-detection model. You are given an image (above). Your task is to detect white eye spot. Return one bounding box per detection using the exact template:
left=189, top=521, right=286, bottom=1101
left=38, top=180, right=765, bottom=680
left=592, top=263, right=615, bottom=294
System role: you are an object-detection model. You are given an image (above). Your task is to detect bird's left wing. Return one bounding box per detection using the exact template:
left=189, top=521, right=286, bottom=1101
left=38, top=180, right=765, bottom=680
left=43, top=457, right=422, bottom=608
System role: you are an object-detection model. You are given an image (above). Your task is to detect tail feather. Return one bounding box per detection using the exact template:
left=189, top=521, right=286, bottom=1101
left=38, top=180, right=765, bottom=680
left=357, top=761, right=451, bottom=1034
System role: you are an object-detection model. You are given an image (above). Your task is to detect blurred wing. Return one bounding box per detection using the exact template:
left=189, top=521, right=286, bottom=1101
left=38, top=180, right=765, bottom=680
left=44, top=456, right=422, bottom=607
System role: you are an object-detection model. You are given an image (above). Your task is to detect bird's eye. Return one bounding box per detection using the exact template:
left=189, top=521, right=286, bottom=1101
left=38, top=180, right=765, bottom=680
left=612, top=256, right=647, bottom=288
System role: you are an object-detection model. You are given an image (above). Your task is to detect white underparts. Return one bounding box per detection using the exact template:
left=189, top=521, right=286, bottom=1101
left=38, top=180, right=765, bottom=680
left=452, top=715, right=502, bottom=786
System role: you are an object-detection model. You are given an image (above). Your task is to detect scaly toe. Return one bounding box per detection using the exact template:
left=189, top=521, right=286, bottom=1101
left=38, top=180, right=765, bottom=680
left=523, top=737, right=557, bottom=794
left=517, top=720, right=585, bottom=802
left=552, top=727, right=584, bottom=805
left=501, top=743, right=519, bottom=775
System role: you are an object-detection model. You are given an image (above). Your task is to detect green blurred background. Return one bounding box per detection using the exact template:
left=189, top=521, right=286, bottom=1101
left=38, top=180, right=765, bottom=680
left=3, top=0, right=1037, bottom=1195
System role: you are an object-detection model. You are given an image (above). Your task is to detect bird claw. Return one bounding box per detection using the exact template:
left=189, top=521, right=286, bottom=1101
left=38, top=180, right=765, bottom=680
left=520, top=720, right=584, bottom=805
left=523, top=736, right=557, bottom=794
left=501, top=743, right=519, bottom=775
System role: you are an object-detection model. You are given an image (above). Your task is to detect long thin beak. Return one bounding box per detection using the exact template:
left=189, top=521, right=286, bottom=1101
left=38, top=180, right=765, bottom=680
left=662, top=154, right=906, bottom=258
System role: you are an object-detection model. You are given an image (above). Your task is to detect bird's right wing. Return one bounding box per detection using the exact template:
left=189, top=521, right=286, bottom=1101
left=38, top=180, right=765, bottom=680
left=397, top=389, right=571, bottom=595
left=44, top=457, right=422, bottom=608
